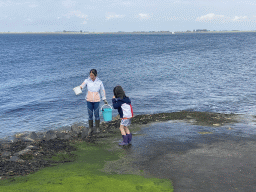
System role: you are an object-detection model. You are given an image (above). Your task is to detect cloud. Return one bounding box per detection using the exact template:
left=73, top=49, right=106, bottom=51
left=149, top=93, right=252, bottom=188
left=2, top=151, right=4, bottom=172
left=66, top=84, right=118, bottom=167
left=196, top=13, right=225, bottom=22
left=62, top=0, right=76, bottom=8
left=138, top=13, right=150, bottom=19
left=64, top=10, right=87, bottom=24
left=28, top=3, right=38, bottom=8
left=196, top=13, right=252, bottom=23
left=66, top=10, right=87, bottom=19
left=0, top=1, right=38, bottom=7
left=232, top=16, right=247, bottom=21
left=106, top=13, right=125, bottom=20
left=25, top=18, right=33, bottom=22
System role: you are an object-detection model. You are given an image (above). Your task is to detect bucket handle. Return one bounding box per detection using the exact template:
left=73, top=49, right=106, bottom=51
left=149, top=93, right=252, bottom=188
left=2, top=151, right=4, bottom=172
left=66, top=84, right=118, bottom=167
left=101, top=104, right=113, bottom=111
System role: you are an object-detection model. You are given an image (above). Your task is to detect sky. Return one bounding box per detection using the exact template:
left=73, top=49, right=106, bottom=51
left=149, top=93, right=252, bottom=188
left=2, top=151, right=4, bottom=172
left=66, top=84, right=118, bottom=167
left=0, top=0, right=256, bottom=32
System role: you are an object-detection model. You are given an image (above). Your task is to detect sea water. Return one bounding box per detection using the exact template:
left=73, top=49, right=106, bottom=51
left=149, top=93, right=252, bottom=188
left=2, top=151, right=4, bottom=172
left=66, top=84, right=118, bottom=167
left=1, top=32, right=256, bottom=139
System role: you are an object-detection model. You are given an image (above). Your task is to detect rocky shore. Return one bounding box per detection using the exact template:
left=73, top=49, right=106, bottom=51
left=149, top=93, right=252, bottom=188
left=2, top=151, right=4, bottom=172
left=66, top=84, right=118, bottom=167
left=0, top=111, right=238, bottom=179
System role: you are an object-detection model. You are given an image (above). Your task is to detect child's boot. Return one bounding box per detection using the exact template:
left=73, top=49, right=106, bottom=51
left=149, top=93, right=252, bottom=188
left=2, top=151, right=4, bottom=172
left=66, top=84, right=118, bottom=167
left=119, top=135, right=128, bottom=146
left=127, top=133, right=132, bottom=144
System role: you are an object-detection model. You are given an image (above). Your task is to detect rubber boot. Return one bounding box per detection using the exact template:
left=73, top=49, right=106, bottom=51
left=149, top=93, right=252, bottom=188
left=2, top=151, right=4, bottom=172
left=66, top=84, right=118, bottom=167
left=119, top=135, right=128, bottom=146
left=95, top=120, right=100, bottom=133
left=88, top=120, right=93, bottom=136
left=127, top=133, right=132, bottom=144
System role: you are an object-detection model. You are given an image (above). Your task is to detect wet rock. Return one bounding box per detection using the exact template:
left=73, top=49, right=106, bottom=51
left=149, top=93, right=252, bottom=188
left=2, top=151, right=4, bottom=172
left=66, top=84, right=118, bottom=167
left=81, top=127, right=89, bottom=139
left=26, top=145, right=38, bottom=150
left=10, top=141, right=27, bottom=154
left=56, top=132, right=65, bottom=139
left=1, top=143, right=11, bottom=150
left=22, top=137, right=35, bottom=142
left=71, top=123, right=86, bottom=133
left=64, top=134, right=71, bottom=140
left=1, top=151, right=11, bottom=157
left=14, top=148, right=31, bottom=156
left=27, top=132, right=39, bottom=141
left=9, top=156, right=24, bottom=162
left=12, top=145, right=37, bottom=157
left=56, top=132, right=71, bottom=140
left=44, top=130, right=57, bottom=141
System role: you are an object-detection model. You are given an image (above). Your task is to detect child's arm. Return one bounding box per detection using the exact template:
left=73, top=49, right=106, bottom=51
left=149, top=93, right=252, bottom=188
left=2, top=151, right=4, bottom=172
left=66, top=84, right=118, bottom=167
left=112, top=97, right=121, bottom=109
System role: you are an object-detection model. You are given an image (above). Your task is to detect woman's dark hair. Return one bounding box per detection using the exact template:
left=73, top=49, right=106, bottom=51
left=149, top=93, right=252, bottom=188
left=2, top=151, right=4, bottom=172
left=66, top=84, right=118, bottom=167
left=90, top=69, right=97, bottom=76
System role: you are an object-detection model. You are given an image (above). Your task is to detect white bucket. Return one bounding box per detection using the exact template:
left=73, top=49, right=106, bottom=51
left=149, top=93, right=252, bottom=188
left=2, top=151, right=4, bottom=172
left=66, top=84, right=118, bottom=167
left=73, top=86, right=82, bottom=95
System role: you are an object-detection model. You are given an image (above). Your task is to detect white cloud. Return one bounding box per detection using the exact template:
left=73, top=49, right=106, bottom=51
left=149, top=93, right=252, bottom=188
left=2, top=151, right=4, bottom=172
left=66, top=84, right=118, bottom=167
left=66, top=10, right=87, bottom=19
left=63, top=10, right=88, bottom=24
left=62, top=0, right=76, bottom=8
left=0, top=1, right=16, bottom=7
left=106, top=13, right=125, bottom=20
left=28, top=3, right=38, bottom=8
left=196, top=13, right=254, bottom=24
left=196, top=13, right=224, bottom=22
left=232, top=16, right=247, bottom=21
left=25, top=18, right=33, bottom=22
left=138, top=13, right=150, bottom=19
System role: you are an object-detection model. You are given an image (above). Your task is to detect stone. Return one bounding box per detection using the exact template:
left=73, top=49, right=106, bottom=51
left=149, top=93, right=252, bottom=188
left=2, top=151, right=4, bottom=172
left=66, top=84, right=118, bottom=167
left=81, top=127, right=89, bottom=139
left=56, top=132, right=71, bottom=140
left=64, top=134, right=71, bottom=140
left=26, top=145, right=38, bottom=150
left=1, top=151, right=11, bottom=157
left=44, top=130, right=57, bottom=141
left=14, top=148, right=31, bottom=156
left=71, top=123, right=86, bottom=133
left=28, top=132, right=39, bottom=141
left=9, top=156, right=24, bottom=162
left=22, top=137, right=35, bottom=142
left=56, top=132, right=65, bottom=139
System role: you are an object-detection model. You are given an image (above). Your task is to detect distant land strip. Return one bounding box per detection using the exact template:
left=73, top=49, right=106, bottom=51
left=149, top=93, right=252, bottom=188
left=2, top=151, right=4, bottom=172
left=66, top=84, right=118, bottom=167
left=1, top=30, right=256, bottom=35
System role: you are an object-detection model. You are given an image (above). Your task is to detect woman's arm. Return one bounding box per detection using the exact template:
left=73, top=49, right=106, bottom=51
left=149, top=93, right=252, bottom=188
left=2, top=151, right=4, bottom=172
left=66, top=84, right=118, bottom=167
left=100, top=82, right=106, bottom=101
left=80, top=80, right=87, bottom=89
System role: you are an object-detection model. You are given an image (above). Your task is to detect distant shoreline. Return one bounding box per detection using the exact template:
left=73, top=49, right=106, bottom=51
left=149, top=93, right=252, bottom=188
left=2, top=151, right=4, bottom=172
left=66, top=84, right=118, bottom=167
left=1, top=30, right=256, bottom=35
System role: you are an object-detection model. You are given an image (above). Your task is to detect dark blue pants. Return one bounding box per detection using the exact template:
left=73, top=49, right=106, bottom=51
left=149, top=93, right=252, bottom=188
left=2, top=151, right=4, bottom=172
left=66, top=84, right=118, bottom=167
left=87, top=101, right=100, bottom=121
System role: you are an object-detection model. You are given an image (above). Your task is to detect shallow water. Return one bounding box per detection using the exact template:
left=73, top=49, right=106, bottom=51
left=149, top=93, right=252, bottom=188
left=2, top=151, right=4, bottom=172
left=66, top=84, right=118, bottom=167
left=127, top=120, right=256, bottom=191
left=128, top=119, right=256, bottom=161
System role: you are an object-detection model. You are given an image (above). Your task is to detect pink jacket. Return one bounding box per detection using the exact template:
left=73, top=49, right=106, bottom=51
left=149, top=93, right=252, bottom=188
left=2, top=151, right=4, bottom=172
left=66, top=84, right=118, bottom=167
left=80, top=77, right=106, bottom=102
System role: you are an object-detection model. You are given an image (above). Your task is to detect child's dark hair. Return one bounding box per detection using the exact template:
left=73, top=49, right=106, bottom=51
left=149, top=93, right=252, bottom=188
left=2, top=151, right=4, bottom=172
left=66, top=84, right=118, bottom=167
left=90, top=69, right=97, bottom=76
left=113, top=86, right=126, bottom=99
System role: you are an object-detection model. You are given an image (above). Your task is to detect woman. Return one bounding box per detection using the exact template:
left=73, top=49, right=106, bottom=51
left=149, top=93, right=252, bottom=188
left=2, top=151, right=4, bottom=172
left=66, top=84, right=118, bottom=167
left=80, top=69, right=108, bottom=135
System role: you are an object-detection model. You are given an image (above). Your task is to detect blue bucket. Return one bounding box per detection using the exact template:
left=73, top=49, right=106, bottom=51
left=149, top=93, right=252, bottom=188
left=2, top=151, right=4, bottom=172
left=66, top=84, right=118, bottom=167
left=101, top=105, right=113, bottom=122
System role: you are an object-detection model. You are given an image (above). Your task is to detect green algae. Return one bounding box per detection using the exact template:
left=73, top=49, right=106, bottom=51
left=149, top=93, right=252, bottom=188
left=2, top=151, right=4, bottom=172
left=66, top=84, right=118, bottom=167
left=0, top=141, right=173, bottom=192
left=132, top=111, right=238, bottom=127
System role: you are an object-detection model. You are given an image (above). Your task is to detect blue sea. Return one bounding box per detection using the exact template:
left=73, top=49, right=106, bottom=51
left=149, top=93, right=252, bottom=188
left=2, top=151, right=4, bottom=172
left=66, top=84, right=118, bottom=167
left=1, top=32, right=256, bottom=140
